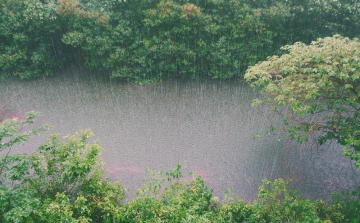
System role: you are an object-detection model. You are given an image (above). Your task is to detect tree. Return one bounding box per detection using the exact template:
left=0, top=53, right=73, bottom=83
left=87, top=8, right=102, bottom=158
left=0, top=114, right=125, bottom=222
left=245, top=35, right=360, bottom=167
left=0, top=111, right=51, bottom=179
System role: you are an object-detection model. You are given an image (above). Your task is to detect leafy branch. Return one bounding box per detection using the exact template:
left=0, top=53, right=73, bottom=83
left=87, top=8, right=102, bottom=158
left=245, top=35, right=360, bottom=167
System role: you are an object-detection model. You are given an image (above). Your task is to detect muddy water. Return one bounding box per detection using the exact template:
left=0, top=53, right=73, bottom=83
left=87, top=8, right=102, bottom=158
left=1, top=68, right=359, bottom=201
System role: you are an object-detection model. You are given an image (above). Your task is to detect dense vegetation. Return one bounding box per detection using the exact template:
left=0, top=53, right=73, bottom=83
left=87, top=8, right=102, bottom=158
left=245, top=35, right=360, bottom=168
left=2, top=0, right=360, bottom=222
left=1, top=0, right=360, bottom=84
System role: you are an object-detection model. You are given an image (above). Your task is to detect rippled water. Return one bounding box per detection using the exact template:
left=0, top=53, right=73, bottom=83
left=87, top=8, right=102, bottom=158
left=1, top=68, right=359, bottom=201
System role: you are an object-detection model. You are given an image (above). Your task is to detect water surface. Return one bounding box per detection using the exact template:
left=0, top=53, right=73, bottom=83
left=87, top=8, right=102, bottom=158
left=1, top=68, right=359, bottom=201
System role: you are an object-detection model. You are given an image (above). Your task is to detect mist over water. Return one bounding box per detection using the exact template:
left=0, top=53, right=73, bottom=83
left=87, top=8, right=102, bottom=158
left=1, top=68, right=359, bottom=201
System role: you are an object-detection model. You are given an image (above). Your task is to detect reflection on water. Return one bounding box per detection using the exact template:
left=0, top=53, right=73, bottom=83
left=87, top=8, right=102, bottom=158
left=0, top=68, right=359, bottom=201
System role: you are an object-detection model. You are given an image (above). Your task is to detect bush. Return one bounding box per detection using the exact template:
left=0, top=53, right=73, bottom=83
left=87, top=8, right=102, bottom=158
left=0, top=118, right=125, bottom=222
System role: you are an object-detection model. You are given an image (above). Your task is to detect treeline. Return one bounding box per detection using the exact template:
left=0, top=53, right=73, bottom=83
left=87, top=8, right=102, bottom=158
left=1, top=0, right=360, bottom=84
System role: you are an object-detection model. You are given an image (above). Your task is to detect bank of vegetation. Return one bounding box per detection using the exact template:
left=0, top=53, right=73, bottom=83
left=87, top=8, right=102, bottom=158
left=1, top=0, right=360, bottom=222
left=1, top=0, right=360, bottom=84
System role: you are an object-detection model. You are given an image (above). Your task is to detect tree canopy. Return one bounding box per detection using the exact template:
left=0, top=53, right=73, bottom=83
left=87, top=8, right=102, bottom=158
left=1, top=0, right=360, bottom=83
left=245, top=35, right=360, bottom=167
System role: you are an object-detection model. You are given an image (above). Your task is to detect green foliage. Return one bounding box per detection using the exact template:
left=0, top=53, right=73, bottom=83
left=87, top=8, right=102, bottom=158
left=331, top=189, right=360, bottom=222
left=0, top=0, right=62, bottom=78
left=245, top=35, right=360, bottom=168
left=252, top=179, right=325, bottom=222
left=0, top=0, right=109, bottom=79
left=0, top=123, right=125, bottom=222
left=123, top=172, right=360, bottom=222
left=64, top=0, right=296, bottom=83
left=0, top=111, right=51, bottom=179
left=1, top=0, right=360, bottom=82
left=122, top=164, right=215, bottom=222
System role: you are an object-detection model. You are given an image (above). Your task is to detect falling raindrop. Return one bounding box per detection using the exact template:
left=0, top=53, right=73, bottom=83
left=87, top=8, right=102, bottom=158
left=0, top=69, right=359, bottom=200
